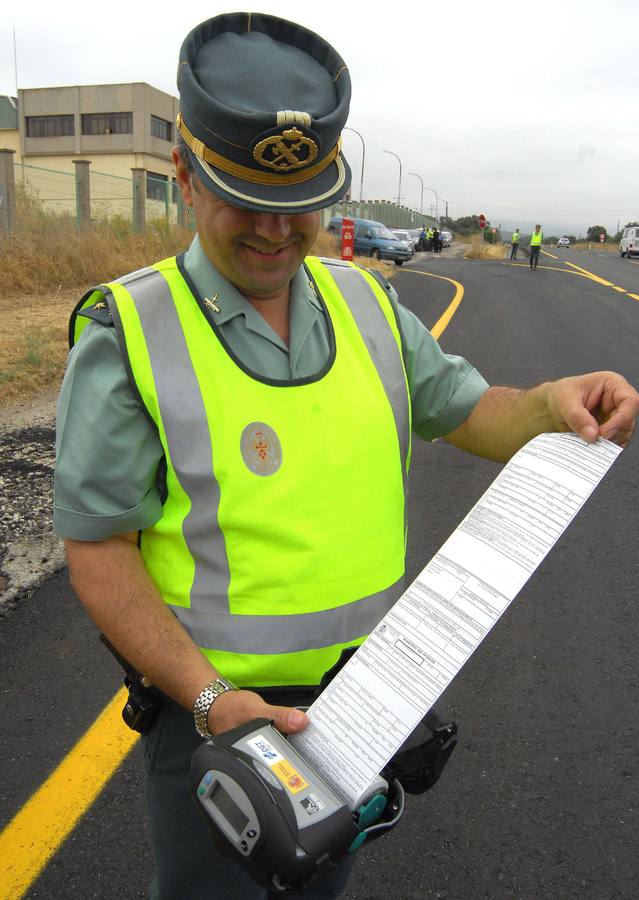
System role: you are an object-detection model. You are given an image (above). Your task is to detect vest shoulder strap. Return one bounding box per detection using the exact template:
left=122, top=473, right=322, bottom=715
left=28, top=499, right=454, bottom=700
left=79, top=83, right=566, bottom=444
left=68, top=285, right=112, bottom=348
left=68, top=260, right=179, bottom=349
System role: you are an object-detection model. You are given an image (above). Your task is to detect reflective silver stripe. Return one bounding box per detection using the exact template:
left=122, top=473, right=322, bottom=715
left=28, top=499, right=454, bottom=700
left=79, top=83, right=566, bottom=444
left=326, top=265, right=410, bottom=479
left=168, top=577, right=404, bottom=653
left=120, top=269, right=231, bottom=613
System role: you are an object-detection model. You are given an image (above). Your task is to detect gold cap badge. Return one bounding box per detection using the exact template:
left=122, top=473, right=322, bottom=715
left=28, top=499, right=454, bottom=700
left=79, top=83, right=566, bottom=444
left=253, top=127, right=319, bottom=173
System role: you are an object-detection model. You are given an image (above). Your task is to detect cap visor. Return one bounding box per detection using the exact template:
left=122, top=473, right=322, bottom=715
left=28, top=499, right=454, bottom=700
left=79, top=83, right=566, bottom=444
left=187, top=148, right=351, bottom=214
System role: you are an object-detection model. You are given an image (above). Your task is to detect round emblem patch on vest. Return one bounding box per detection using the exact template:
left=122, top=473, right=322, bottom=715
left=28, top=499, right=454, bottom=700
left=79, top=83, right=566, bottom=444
left=240, top=423, right=283, bottom=476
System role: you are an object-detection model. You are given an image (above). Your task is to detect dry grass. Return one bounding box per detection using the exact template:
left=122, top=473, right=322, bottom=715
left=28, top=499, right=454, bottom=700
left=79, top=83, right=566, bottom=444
left=0, top=288, right=76, bottom=403
left=0, top=198, right=393, bottom=406
left=463, top=234, right=506, bottom=260
left=0, top=189, right=193, bottom=295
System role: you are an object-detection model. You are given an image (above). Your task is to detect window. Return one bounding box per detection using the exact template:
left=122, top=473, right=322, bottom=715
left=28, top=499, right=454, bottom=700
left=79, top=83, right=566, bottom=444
left=26, top=115, right=74, bottom=138
left=147, top=171, right=168, bottom=202
left=151, top=114, right=172, bottom=142
left=81, top=112, right=132, bottom=135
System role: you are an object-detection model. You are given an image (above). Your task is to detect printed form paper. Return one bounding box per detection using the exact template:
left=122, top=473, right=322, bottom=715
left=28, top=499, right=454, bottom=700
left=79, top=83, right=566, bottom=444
left=290, top=433, right=622, bottom=807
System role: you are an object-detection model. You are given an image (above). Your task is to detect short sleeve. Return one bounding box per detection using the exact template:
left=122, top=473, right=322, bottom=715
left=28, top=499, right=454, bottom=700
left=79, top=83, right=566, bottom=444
left=54, top=321, right=165, bottom=540
left=394, top=301, right=489, bottom=441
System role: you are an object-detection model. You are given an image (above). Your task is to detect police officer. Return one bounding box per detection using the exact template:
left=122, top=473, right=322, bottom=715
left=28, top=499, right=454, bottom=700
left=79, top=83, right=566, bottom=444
left=530, top=224, right=544, bottom=269
left=510, top=228, right=520, bottom=260
left=55, top=12, right=639, bottom=899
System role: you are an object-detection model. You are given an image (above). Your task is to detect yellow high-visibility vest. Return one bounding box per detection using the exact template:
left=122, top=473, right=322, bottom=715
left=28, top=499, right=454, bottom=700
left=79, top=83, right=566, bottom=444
left=71, top=256, right=411, bottom=688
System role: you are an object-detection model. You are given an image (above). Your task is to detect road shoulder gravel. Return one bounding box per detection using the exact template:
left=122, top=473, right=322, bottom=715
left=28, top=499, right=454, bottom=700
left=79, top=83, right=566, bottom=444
left=0, top=390, right=64, bottom=615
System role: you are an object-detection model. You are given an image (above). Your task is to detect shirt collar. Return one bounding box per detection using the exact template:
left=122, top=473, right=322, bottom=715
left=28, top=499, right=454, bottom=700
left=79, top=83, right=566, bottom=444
left=182, top=234, right=324, bottom=327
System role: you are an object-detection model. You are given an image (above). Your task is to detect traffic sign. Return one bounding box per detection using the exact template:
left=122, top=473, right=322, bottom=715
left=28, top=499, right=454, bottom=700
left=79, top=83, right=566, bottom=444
left=599, top=233, right=605, bottom=243
left=478, top=214, right=487, bottom=230
left=341, top=218, right=354, bottom=260
left=491, top=227, right=497, bottom=234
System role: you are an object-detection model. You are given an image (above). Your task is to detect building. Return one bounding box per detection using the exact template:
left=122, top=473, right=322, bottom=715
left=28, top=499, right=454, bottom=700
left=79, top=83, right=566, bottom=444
left=0, top=95, right=20, bottom=156
left=4, top=83, right=182, bottom=220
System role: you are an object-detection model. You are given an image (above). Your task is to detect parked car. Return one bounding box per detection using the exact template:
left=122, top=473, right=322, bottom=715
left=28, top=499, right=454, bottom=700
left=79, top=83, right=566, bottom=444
left=327, top=217, right=413, bottom=265
left=620, top=226, right=639, bottom=258
left=391, top=228, right=417, bottom=253
left=440, top=230, right=453, bottom=247
left=557, top=236, right=570, bottom=248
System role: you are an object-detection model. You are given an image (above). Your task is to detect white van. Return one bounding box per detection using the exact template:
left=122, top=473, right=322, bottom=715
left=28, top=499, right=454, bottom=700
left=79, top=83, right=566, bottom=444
left=620, top=226, right=639, bottom=258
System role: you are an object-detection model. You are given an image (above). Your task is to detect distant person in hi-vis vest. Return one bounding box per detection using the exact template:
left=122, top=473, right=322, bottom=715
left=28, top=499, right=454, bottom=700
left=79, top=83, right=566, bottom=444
left=510, top=228, right=521, bottom=259
left=530, top=224, right=544, bottom=269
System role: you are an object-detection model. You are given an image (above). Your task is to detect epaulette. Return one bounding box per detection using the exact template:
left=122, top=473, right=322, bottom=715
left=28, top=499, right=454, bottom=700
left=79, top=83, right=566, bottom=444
left=364, top=267, right=393, bottom=295
left=77, top=299, right=114, bottom=327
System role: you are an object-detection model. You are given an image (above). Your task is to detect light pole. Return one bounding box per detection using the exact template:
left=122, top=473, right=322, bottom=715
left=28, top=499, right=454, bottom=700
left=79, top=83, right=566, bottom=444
left=439, top=197, right=449, bottom=222
left=408, top=172, right=424, bottom=215
left=344, top=127, right=365, bottom=202
left=383, top=149, right=402, bottom=208
left=423, top=186, right=439, bottom=222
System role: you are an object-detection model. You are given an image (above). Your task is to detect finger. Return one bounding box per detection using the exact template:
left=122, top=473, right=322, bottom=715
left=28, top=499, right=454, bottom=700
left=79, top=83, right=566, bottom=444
left=599, top=419, right=635, bottom=447
left=598, top=398, right=639, bottom=442
left=268, top=705, right=309, bottom=734
left=561, top=403, right=600, bottom=443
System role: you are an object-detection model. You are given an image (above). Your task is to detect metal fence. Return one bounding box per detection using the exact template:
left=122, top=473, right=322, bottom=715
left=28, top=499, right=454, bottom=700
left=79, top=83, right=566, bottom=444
left=0, top=150, right=434, bottom=233
left=321, top=199, right=436, bottom=230
left=0, top=153, right=190, bottom=232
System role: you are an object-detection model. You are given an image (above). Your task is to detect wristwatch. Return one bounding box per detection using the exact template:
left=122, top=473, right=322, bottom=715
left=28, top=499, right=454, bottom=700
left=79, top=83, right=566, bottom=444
left=193, top=677, right=236, bottom=739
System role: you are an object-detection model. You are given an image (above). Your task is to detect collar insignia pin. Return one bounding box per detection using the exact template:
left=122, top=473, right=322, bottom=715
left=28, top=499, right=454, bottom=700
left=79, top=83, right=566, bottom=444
left=204, top=293, right=221, bottom=313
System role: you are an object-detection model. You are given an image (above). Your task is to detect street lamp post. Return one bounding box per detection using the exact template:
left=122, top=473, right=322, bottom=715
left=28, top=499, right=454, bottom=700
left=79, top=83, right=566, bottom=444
left=383, top=149, right=402, bottom=208
left=344, top=126, right=365, bottom=202
left=408, top=172, right=424, bottom=215
left=439, top=197, right=449, bottom=222
left=423, top=186, right=439, bottom=222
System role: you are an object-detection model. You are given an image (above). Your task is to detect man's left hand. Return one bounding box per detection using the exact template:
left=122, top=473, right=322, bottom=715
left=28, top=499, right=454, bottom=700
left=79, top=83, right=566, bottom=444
left=545, top=371, right=639, bottom=447
left=446, top=370, right=639, bottom=461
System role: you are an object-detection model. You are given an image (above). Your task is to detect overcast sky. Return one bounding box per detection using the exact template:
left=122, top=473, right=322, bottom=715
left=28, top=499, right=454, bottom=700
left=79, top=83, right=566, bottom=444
left=2, top=0, right=637, bottom=236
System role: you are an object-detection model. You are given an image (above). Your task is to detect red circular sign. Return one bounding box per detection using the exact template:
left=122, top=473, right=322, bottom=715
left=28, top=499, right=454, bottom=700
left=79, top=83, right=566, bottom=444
left=478, top=214, right=487, bottom=230
left=599, top=233, right=605, bottom=242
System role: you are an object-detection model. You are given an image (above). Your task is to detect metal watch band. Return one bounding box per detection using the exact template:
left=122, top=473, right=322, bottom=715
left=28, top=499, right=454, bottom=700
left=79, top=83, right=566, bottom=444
left=193, top=678, right=235, bottom=739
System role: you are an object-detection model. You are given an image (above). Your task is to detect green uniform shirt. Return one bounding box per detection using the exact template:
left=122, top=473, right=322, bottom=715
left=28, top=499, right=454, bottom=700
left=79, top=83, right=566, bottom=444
left=54, top=236, right=489, bottom=540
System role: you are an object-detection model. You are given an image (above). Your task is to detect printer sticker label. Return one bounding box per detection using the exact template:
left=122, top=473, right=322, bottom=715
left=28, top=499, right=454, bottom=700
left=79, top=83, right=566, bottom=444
left=247, top=735, right=284, bottom=764
left=301, top=793, right=325, bottom=816
left=272, top=759, right=309, bottom=794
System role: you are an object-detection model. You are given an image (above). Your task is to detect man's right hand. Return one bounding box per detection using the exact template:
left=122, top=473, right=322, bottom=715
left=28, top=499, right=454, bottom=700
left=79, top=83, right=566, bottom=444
left=208, top=688, right=309, bottom=736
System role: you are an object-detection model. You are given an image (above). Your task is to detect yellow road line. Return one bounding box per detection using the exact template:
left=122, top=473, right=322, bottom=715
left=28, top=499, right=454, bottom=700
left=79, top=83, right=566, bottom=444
left=612, top=286, right=628, bottom=293
left=402, top=270, right=464, bottom=339
left=628, top=293, right=639, bottom=301
left=541, top=249, right=559, bottom=259
left=0, top=687, right=138, bottom=899
left=562, top=259, right=615, bottom=287
left=506, top=263, right=573, bottom=272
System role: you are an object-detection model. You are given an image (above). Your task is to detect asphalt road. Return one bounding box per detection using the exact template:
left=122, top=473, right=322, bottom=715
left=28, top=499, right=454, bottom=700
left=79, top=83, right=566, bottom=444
left=2, top=247, right=638, bottom=899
